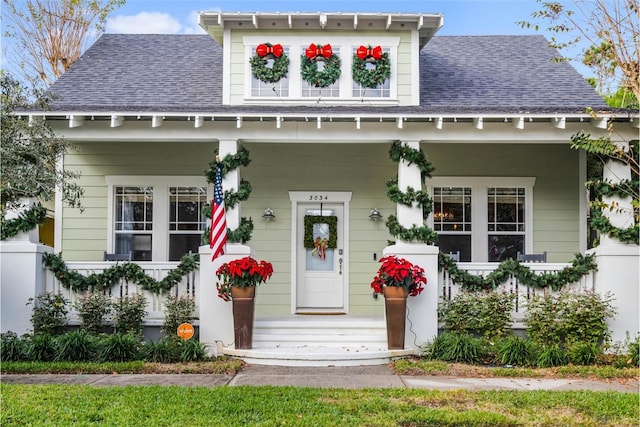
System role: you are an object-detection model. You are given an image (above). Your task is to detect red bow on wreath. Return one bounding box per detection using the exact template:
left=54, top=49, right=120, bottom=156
left=356, top=45, right=383, bottom=60
left=305, top=43, right=333, bottom=60
left=256, top=43, right=284, bottom=58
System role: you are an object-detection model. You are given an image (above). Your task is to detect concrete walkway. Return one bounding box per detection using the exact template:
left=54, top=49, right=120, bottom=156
left=2, top=365, right=638, bottom=392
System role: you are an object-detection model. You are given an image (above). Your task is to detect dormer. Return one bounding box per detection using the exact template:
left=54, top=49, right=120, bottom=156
left=198, top=12, right=443, bottom=106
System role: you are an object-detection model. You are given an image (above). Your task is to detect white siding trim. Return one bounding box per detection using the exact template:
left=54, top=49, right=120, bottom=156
left=223, top=28, right=232, bottom=105
left=579, top=149, right=587, bottom=252
left=54, top=156, right=64, bottom=252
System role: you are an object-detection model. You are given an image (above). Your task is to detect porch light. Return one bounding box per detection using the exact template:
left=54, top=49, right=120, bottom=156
left=369, top=208, right=383, bottom=221
left=262, top=208, right=276, bottom=220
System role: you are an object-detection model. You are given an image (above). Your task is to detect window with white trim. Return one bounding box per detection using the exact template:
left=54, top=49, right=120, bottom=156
left=107, top=177, right=209, bottom=262
left=250, top=45, right=290, bottom=97
left=429, top=178, right=535, bottom=262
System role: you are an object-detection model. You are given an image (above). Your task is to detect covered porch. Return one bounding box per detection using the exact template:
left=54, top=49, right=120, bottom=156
left=40, top=257, right=594, bottom=366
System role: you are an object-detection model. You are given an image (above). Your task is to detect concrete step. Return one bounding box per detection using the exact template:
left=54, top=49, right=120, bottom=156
left=220, top=315, right=416, bottom=366
left=252, top=315, right=387, bottom=348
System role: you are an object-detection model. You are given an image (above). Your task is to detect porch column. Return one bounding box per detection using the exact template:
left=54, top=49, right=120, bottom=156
left=218, top=139, right=240, bottom=231
left=1, top=199, right=51, bottom=334
left=199, top=139, right=254, bottom=355
left=384, top=140, right=439, bottom=350
left=396, top=140, right=424, bottom=239
left=590, top=140, right=639, bottom=344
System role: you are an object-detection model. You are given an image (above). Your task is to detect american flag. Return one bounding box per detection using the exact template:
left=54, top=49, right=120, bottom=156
left=209, top=162, right=227, bottom=260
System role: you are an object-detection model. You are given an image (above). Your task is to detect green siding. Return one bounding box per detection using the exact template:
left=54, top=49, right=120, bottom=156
left=61, top=140, right=581, bottom=315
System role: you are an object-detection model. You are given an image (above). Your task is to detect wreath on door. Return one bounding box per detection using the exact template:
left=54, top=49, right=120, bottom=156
left=303, top=215, right=338, bottom=259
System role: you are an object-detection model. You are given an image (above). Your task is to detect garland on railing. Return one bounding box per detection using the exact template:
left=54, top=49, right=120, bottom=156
left=203, top=145, right=254, bottom=244
left=0, top=203, right=48, bottom=240
left=385, top=141, right=437, bottom=244
left=438, top=252, right=598, bottom=292
left=42, top=252, right=199, bottom=294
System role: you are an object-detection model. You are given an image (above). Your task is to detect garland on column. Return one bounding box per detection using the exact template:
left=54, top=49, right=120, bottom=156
left=0, top=203, right=48, bottom=240
left=571, top=133, right=639, bottom=245
left=587, top=177, right=639, bottom=244
left=385, top=141, right=437, bottom=244
left=203, top=145, right=254, bottom=244
left=43, top=252, right=199, bottom=294
left=438, top=252, right=598, bottom=292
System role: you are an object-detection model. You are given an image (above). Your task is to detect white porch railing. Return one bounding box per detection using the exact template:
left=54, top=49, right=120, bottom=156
left=45, top=262, right=199, bottom=327
left=439, top=262, right=595, bottom=326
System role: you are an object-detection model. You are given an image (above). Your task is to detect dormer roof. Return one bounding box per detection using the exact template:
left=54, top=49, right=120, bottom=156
left=199, top=12, right=443, bottom=48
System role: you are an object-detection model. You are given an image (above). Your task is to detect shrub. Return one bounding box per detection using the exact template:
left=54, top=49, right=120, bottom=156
left=627, top=334, right=639, bottom=367
left=438, top=291, right=515, bottom=341
left=1, top=332, right=27, bottom=361
left=497, top=334, right=535, bottom=367
left=180, top=339, right=208, bottom=362
left=162, top=295, right=195, bottom=338
left=99, top=333, right=141, bottom=362
left=427, top=332, right=484, bottom=364
left=25, top=332, right=56, bottom=361
left=562, top=291, right=615, bottom=346
left=536, top=344, right=566, bottom=368
left=142, top=339, right=181, bottom=363
left=75, top=292, right=112, bottom=334
left=54, top=331, right=98, bottom=362
left=524, top=290, right=615, bottom=349
left=113, top=294, right=147, bottom=335
left=567, top=341, right=601, bottom=366
left=28, top=292, right=68, bottom=335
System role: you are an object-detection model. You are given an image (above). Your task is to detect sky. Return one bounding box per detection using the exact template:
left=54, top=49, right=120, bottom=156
left=1, top=0, right=593, bottom=80
left=102, top=0, right=543, bottom=36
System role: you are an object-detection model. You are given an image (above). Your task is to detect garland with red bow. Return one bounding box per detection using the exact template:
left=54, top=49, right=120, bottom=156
left=301, top=43, right=341, bottom=88
left=249, top=42, right=289, bottom=84
left=352, top=45, right=390, bottom=89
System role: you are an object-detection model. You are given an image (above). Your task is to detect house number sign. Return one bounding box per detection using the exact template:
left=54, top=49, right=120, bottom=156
left=308, top=195, right=329, bottom=201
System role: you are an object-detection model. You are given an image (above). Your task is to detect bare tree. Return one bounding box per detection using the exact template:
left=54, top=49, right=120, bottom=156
left=519, top=0, right=639, bottom=101
left=3, top=0, right=125, bottom=86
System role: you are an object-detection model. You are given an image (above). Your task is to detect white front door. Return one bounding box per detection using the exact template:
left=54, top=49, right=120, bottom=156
left=296, top=203, right=345, bottom=312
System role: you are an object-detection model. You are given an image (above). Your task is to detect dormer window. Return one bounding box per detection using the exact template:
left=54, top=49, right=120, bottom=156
left=250, top=45, right=290, bottom=97
left=244, top=37, right=398, bottom=103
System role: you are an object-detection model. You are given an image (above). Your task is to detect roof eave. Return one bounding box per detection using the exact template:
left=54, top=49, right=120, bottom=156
left=198, top=11, right=443, bottom=47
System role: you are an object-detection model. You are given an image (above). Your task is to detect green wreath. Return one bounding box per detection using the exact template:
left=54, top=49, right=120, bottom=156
left=301, top=51, right=341, bottom=88
left=303, top=215, right=338, bottom=249
left=352, top=47, right=391, bottom=88
left=249, top=43, right=289, bottom=84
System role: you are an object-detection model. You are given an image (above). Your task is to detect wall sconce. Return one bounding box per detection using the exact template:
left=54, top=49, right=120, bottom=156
left=262, top=208, right=275, bottom=220
left=369, top=208, right=383, bottom=221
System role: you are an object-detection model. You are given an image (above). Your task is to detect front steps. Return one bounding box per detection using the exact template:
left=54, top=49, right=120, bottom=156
left=220, top=315, right=417, bottom=366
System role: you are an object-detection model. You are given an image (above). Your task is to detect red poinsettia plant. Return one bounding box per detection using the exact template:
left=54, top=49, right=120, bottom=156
left=216, top=256, right=274, bottom=301
left=370, top=255, right=427, bottom=297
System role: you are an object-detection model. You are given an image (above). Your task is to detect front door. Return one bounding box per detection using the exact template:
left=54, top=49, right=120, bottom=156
left=296, top=203, right=345, bottom=312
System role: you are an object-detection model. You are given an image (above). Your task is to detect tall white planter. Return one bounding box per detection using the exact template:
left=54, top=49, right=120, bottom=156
left=382, top=243, right=439, bottom=349
left=198, top=243, right=254, bottom=356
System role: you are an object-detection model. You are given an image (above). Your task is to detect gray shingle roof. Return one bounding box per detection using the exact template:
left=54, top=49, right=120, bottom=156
left=46, top=33, right=609, bottom=114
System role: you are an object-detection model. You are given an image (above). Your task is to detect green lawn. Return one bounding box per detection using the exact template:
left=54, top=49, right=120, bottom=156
left=2, top=384, right=638, bottom=426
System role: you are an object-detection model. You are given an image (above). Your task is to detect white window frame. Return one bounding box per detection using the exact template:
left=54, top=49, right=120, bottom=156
left=243, top=35, right=399, bottom=104
left=106, top=176, right=210, bottom=262
left=427, top=177, right=536, bottom=262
